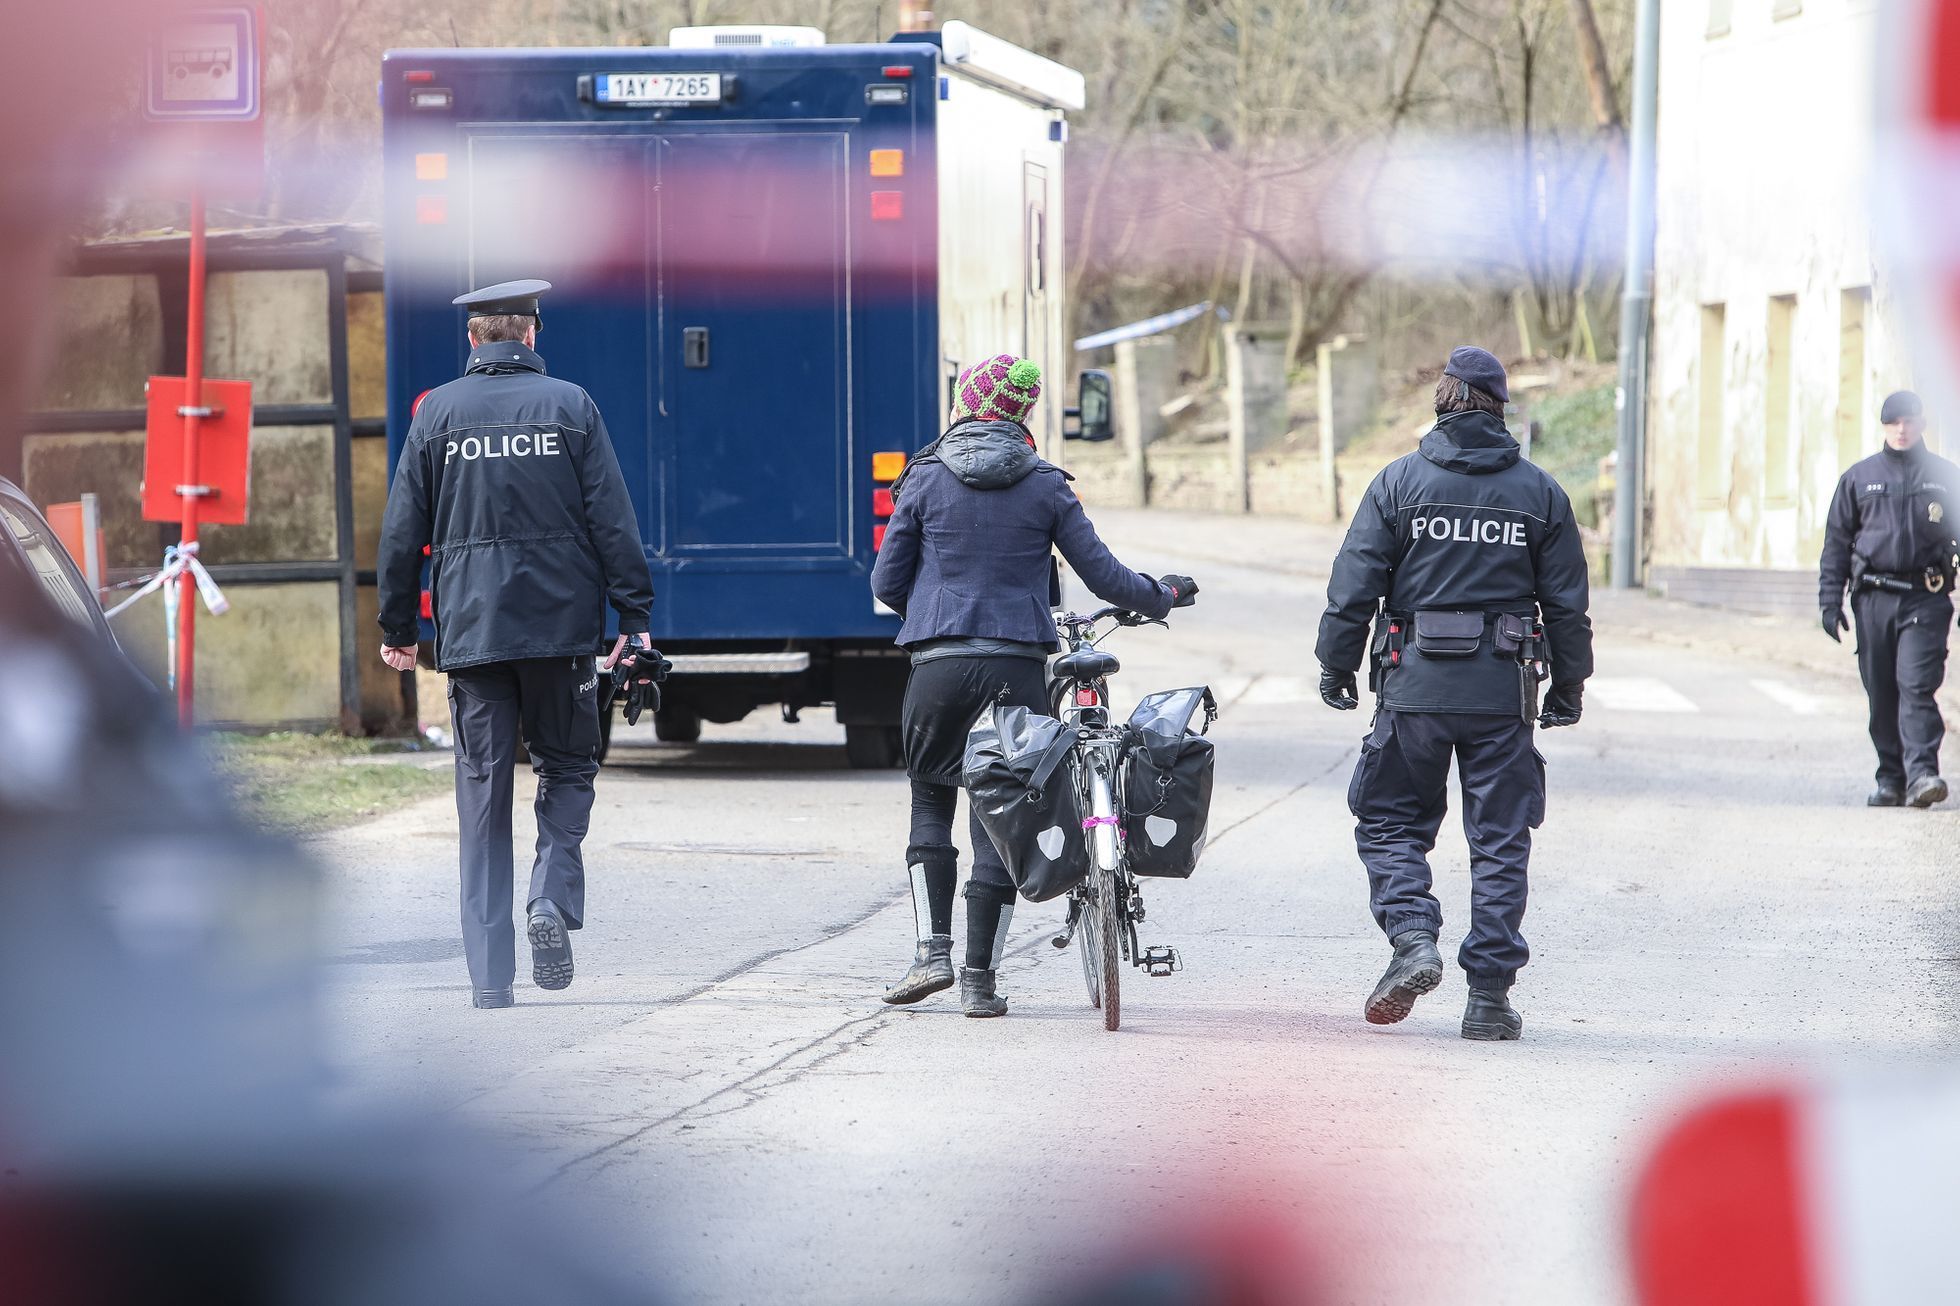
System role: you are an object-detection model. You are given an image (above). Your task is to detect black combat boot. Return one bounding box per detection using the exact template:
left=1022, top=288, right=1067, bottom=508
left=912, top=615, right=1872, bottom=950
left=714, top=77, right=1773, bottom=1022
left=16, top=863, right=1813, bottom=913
left=527, top=898, right=574, bottom=991
left=884, top=935, right=955, bottom=1005
left=960, top=967, right=1008, bottom=1018
left=1906, top=775, right=1948, bottom=808
left=1461, top=988, right=1522, bottom=1041
left=471, top=986, right=514, bottom=1009
left=1364, top=929, right=1443, bottom=1026
left=1869, top=785, right=1904, bottom=807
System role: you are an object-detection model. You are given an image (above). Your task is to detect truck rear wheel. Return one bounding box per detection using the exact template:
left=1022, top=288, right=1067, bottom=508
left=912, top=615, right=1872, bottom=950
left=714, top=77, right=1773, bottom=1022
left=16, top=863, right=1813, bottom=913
left=844, top=724, right=903, bottom=770
left=654, top=706, right=702, bottom=743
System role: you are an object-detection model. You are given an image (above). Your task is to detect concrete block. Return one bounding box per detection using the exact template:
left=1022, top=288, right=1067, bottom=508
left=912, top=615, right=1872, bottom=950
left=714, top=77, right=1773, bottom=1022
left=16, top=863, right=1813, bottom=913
left=197, top=424, right=338, bottom=565
left=1225, top=323, right=1291, bottom=512
left=110, top=580, right=341, bottom=728
left=22, top=431, right=158, bottom=569
left=348, top=289, right=386, bottom=421
left=203, top=269, right=332, bottom=405
left=36, top=276, right=164, bottom=411
left=352, top=436, right=387, bottom=573
left=1114, top=337, right=1178, bottom=450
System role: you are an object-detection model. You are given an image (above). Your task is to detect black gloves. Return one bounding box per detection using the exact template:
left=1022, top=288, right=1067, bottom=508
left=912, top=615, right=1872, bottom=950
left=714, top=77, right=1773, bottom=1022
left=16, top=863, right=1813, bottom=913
left=1822, top=606, right=1849, bottom=643
left=1319, top=665, right=1359, bottom=710
left=1539, top=682, right=1583, bottom=728
left=1160, top=575, right=1199, bottom=608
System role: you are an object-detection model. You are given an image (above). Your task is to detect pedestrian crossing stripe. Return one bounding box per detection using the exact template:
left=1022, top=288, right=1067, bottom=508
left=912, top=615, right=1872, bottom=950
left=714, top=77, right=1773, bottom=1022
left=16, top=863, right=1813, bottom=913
left=1580, top=677, right=1698, bottom=713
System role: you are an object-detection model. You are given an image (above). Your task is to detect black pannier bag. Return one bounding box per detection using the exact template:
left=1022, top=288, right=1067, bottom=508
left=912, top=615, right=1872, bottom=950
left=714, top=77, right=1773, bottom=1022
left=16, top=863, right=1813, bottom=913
left=963, top=704, right=1090, bottom=902
left=1121, top=687, right=1217, bottom=879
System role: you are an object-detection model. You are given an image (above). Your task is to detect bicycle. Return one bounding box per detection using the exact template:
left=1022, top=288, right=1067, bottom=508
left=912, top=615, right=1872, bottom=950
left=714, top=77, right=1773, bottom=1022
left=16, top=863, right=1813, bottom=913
left=1045, top=605, right=1192, bottom=1032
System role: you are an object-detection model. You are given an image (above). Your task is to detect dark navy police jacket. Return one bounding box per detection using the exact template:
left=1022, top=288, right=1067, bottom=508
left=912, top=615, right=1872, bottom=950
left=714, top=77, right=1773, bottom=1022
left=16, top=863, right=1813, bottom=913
left=871, top=420, right=1174, bottom=650
left=377, top=341, right=654, bottom=671
left=1315, top=410, right=1593, bottom=714
left=1818, top=443, right=1960, bottom=608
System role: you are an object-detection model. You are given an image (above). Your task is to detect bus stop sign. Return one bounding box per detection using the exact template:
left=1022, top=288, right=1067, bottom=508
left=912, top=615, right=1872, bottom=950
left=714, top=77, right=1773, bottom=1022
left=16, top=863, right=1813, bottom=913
left=144, top=6, right=261, bottom=122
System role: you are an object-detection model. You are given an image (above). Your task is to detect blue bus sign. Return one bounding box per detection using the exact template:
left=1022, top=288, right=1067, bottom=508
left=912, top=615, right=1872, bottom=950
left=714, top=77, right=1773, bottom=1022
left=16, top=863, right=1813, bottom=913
left=144, top=6, right=261, bottom=122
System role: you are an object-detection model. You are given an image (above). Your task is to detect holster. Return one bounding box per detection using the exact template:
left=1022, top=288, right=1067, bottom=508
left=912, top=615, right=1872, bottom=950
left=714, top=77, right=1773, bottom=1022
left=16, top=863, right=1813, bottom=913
left=1367, top=612, right=1407, bottom=693
left=1494, top=613, right=1547, bottom=723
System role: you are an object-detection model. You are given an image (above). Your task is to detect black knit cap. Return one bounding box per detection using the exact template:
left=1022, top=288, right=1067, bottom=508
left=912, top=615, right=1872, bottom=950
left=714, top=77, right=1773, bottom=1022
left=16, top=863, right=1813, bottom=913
left=1880, top=390, right=1923, bottom=424
left=1443, top=346, right=1509, bottom=404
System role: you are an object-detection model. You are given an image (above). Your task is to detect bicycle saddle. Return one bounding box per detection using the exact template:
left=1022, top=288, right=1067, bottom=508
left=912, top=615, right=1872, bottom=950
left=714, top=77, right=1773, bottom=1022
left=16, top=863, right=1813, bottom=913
left=1053, top=648, right=1120, bottom=682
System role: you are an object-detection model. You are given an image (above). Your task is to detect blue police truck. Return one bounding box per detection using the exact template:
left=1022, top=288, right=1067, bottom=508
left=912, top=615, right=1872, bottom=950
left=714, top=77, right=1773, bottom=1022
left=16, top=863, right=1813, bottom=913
left=382, top=23, right=1106, bottom=766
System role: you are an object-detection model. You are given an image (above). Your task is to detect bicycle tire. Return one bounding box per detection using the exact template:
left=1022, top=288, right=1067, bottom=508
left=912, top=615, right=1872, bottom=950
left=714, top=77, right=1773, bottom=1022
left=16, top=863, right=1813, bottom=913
left=1076, top=892, right=1102, bottom=1009
left=1097, top=862, right=1121, bottom=1031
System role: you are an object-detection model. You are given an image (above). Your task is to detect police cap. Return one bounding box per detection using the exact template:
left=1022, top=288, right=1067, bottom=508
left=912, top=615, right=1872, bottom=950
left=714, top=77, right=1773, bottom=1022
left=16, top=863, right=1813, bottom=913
left=453, top=279, right=551, bottom=321
left=1880, top=390, right=1923, bottom=424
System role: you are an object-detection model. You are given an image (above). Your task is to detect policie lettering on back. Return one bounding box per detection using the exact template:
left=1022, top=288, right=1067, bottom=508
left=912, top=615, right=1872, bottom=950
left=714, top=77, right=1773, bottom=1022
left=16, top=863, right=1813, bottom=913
left=1407, top=514, right=1529, bottom=547
left=445, top=431, right=563, bottom=463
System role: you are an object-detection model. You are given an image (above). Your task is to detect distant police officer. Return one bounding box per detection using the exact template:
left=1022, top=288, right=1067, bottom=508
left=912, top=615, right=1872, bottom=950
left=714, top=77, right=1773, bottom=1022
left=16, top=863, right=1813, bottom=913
left=378, top=280, right=655, bottom=1009
left=1819, top=390, right=1960, bottom=808
left=1315, top=347, right=1592, bottom=1042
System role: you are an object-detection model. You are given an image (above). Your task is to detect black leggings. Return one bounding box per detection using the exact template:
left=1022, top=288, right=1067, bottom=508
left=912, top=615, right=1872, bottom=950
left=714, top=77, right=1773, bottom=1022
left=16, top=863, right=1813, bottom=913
left=909, top=779, right=1014, bottom=899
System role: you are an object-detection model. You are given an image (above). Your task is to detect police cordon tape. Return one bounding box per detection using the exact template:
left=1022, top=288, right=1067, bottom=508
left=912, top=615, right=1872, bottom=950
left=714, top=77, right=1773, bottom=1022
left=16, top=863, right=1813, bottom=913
left=103, top=541, right=229, bottom=620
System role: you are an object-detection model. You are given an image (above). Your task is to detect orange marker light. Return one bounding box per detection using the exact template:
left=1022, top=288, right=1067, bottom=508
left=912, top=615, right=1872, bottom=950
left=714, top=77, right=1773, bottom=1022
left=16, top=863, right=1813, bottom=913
left=415, top=152, right=448, bottom=181
left=872, top=451, right=907, bottom=481
left=869, top=149, right=904, bottom=178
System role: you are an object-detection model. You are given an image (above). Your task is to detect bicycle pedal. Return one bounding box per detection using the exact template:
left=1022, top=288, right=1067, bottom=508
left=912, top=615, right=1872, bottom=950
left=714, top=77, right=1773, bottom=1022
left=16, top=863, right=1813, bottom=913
left=1141, top=946, right=1181, bottom=977
left=1050, top=932, right=1071, bottom=950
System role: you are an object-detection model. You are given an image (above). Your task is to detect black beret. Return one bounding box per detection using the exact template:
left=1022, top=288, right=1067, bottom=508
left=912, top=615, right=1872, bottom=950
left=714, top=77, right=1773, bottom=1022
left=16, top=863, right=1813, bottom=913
left=1443, top=346, right=1508, bottom=404
left=1880, top=390, right=1923, bottom=423
left=453, top=278, right=551, bottom=319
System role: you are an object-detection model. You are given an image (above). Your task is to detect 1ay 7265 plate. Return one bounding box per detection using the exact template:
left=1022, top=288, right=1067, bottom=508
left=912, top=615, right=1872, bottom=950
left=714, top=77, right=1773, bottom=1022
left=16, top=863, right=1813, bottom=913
left=590, top=72, right=722, bottom=105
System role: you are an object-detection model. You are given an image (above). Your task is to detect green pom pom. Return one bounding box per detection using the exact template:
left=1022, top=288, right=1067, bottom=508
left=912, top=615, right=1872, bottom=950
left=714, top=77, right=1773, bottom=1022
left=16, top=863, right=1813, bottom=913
left=1006, top=359, right=1041, bottom=389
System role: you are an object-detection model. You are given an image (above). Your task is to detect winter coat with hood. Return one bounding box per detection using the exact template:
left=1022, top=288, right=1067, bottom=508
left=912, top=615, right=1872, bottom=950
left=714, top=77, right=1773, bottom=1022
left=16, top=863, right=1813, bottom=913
left=871, top=419, right=1175, bottom=650
left=1315, top=408, right=1593, bottom=714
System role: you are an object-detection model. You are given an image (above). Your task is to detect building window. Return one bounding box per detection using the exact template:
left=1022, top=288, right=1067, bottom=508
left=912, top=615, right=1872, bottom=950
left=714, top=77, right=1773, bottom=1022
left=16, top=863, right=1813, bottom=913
left=1707, top=0, right=1733, bottom=37
left=1771, top=0, right=1802, bottom=19
left=1836, top=287, right=1870, bottom=468
left=1764, top=296, right=1798, bottom=504
left=1697, top=304, right=1728, bottom=501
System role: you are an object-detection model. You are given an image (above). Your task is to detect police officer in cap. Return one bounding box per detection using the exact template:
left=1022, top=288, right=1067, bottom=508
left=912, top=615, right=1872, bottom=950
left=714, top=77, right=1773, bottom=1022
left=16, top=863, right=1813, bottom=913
left=1819, top=389, right=1960, bottom=808
left=378, top=280, right=655, bottom=1009
left=1316, top=347, right=1592, bottom=1042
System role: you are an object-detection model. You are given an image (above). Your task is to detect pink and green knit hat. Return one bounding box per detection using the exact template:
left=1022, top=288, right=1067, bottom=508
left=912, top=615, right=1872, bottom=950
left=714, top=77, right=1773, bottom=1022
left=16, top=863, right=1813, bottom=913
left=953, top=355, right=1042, bottom=425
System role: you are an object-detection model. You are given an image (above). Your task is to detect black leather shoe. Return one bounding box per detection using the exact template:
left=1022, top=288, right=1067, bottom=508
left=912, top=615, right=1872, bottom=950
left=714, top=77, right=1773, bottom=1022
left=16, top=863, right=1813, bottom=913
left=959, top=967, right=1008, bottom=1018
left=472, top=987, right=514, bottom=1009
left=1461, top=988, right=1522, bottom=1041
left=527, top=899, right=574, bottom=991
left=1364, top=930, right=1443, bottom=1026
left=1869, top=786, right=1904, bottom=807
left=1906, top=775, right=1948, bottom=808
left=883, top=935, right=955, bottom=1005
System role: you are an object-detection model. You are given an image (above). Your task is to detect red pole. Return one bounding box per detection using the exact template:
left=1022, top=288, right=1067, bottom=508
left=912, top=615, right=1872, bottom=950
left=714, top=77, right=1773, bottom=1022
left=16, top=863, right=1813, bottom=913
left=178, top=183, right=206, bottom=728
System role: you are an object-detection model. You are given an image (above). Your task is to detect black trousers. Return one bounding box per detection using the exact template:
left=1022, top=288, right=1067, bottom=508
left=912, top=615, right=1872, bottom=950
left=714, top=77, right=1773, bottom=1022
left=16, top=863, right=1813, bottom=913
left=447, top=656, right=602, bottom=991
left=1851, top=589, right=1952, bottom=789
left=1348, top=709, right=1545, bottom=990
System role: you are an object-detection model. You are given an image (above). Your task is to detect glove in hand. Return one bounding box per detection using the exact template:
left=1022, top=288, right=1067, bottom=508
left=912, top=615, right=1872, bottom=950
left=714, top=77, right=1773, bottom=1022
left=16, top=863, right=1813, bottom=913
left=1160, top=574, right=1199, bottom=609
left=1319, top=665, right=1359, bottom=711
left=1539, top=682, right=1583, bottom=728
left=1822, top=606, right=1849, bottom=643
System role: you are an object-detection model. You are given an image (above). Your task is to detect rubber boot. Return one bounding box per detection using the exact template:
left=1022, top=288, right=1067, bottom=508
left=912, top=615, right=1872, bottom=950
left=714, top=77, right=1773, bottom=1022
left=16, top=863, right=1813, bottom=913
left=1364, top=929, right=1444, bottom=1026
left=960, top=967, right=1007, bottom=1018
left=884, top=935, right=955, bottom=1005
left=1461, top=988, right=1522, bottom=1041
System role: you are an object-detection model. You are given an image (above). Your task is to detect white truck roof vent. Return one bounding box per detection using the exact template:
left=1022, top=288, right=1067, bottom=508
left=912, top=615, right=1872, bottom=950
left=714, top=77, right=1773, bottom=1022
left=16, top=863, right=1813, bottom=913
left=669, top=25, right=825, bottom=49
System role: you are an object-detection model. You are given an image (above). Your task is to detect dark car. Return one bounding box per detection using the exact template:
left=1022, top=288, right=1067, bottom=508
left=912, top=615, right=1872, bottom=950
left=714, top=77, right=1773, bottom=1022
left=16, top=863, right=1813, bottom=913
left=0, top=476, right=119, bottom=646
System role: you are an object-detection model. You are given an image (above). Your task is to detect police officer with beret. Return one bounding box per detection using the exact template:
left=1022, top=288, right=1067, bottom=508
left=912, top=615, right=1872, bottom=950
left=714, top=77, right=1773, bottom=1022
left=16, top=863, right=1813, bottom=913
left=378, top=280, right=655, bottom=1009
left=1819, top=390, right=1960, bottom=808
left=1315, top=347, right=1592, bottom=1042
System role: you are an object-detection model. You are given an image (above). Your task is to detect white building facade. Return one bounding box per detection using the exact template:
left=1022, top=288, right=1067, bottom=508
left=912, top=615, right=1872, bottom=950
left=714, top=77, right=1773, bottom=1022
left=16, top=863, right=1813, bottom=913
left=1647, top=0, right=1917, bottom=609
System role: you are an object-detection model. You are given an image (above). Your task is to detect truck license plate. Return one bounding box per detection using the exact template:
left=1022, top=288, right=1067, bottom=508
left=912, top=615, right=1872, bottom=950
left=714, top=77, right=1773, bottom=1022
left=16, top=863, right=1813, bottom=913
left=596, top=72, right=722, bottom=105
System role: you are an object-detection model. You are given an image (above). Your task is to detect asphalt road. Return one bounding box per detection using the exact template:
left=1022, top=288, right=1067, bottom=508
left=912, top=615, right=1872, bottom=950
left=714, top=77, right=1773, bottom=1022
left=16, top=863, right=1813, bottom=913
left=312, top=508, right=1959, bottom=1305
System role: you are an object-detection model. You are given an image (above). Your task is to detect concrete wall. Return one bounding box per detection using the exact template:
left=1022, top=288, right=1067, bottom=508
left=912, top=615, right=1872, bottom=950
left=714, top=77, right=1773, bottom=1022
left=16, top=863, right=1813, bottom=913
left=1649, top=0, right=1916, bottom=573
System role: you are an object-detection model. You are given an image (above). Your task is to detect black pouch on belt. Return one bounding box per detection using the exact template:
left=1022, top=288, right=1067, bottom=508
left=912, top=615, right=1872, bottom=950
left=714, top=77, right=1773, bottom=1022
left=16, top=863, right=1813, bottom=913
left=1411, top=610, right=1485, bottom=658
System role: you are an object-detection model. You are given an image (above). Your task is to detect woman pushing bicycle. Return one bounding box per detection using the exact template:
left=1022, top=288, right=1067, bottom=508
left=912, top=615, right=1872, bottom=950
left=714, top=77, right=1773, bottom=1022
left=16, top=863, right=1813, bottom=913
left=870, top=354, right=1197, bottom=1017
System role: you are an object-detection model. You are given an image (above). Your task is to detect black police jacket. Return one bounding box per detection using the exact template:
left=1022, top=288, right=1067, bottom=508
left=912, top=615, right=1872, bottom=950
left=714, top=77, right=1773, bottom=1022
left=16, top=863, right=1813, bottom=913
left=1819, top=443, right=1960, bottom=609
left=1315, top=410, right=1594, bottom=714
left=377, top=341, right=654, bottom=670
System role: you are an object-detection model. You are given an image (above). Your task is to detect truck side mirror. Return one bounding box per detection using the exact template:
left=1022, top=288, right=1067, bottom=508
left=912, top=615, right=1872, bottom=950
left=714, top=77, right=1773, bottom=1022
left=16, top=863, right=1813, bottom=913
left=1063, top=369, right=1115, bottom=442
